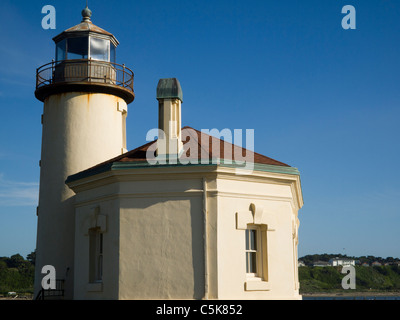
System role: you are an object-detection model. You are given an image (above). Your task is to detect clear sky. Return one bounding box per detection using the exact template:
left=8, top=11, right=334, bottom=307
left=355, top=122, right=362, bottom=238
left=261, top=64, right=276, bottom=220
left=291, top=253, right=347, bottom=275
left=0, top=0, right=399, bottom=260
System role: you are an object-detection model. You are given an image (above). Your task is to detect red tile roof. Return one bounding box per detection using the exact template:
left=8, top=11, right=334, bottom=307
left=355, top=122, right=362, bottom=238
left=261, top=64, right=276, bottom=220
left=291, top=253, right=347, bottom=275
left=67, top=126, right=290, bottom=182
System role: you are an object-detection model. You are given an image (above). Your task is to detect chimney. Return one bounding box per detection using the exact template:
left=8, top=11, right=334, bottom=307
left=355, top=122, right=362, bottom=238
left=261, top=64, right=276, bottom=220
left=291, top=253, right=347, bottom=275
left=156, top=78, right=183, bottom=159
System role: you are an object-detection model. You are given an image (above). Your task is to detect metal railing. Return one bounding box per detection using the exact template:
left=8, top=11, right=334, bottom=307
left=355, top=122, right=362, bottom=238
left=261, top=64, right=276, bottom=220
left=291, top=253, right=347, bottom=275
left=35, top=279, right=65, bottom=300
left=36, top=59, right=134, bottom=92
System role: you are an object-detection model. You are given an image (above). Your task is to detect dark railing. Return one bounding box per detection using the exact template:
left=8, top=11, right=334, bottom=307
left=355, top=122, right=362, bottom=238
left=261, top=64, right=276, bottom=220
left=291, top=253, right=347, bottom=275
left=35, top=279, right=65, bottom=300
left=36, top=59, right=134, bottom=93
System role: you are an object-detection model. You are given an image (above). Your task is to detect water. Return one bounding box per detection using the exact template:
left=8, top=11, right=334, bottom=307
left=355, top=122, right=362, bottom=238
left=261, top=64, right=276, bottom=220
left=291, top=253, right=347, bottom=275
left=303, top=295, right=400, bottom=300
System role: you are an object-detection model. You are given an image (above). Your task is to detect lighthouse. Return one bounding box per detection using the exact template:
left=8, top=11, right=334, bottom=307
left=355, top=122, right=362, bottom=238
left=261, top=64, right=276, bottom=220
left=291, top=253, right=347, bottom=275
left=34, top=6, right=134, bottom=299
left=33, top=5, right=304, bottom=301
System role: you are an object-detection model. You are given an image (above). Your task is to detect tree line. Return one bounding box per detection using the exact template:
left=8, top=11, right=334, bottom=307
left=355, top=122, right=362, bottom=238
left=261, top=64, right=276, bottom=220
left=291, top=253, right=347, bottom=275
left=0, top=251, right=35, bottom=295
left=299, top=253, right=400, bottom=267
left=2, top=251, right=400, bottom=295
left=299, top=265, right=400, bottom=293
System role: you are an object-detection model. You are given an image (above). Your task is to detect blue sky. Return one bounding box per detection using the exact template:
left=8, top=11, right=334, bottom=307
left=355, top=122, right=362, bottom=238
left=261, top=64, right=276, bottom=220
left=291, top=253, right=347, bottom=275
left=0, top=0, right=399, bottom=260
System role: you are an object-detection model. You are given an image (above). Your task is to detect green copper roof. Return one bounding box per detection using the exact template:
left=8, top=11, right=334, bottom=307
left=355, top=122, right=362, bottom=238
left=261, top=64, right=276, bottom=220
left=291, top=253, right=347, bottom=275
left=66, top=160, right=300, bottom=185
left=156, top=78, right=183, bottom=102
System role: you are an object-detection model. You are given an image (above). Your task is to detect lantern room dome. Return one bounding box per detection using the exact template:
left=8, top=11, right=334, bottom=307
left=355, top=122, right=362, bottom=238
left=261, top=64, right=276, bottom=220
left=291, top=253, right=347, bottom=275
left=53, top=13, right=117, bottom=44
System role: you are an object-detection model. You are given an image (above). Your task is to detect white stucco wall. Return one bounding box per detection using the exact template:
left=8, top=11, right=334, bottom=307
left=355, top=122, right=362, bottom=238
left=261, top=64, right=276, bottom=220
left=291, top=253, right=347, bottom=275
left=70, top=173, right=207, bottom=300
left=68, top=166, right=302, bottom=300
left=118, top=177, right=205, bottom=299
left=119, top=195, right=204, bottom=299
left=213, top=176, right=301, bottom=299
left=73, top=197, right=121, bottom=300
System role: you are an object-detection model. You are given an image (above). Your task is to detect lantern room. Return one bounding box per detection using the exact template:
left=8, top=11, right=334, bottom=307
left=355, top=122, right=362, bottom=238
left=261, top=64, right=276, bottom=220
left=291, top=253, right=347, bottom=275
left=35, top=6, right=134, bottom=104
left=53, top=7, right=118, bottom=63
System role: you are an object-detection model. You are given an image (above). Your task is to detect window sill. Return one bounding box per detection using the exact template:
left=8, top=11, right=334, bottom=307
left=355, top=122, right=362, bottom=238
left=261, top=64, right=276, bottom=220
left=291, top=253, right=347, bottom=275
left=245, top=278, right=270, bottom=291
left=87, top=282, right=103, bottom=292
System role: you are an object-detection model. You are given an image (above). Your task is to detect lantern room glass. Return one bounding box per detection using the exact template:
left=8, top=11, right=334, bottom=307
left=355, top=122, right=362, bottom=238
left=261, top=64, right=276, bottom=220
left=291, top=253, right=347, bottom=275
left=90, top=37, right=110, bottom=61
left=110, top=44, right=116, bottom=63
left=55, top=36, right=115, bottom=62
left=56, top=39, right=66, bottom=62
left=67, top=37, right=88, bottom=60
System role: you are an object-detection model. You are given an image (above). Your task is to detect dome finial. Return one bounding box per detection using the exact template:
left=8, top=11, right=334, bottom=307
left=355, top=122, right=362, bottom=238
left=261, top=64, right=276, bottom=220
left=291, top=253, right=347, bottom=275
left=81, top=3, right=92, bottom=22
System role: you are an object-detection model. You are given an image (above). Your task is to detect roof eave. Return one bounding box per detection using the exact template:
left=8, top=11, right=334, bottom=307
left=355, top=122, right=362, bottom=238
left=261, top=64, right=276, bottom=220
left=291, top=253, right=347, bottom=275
left=53, top=30, right=119, bottom=47
left=66, top=159, right=300, bottom=186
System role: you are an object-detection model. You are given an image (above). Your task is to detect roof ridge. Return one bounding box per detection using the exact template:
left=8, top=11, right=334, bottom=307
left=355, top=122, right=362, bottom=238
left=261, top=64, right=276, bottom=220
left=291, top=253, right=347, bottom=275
left=181, top=127, right=290, bottom=167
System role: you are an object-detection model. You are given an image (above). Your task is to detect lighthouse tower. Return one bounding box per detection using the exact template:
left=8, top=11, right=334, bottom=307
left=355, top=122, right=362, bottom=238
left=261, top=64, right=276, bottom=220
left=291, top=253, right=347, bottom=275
left=34, top=7, right=134, bottom=299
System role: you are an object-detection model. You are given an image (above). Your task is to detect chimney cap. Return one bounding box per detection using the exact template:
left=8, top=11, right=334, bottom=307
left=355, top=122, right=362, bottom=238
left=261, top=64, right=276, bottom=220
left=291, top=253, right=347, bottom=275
left=157, top=78, right=183, bottom=102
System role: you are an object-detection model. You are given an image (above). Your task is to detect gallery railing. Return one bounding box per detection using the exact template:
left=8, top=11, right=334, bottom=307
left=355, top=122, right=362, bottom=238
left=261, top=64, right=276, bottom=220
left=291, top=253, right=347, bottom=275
left=35, top=279, right=65, bottom=300
left=36, top=59, right=134, bottom=92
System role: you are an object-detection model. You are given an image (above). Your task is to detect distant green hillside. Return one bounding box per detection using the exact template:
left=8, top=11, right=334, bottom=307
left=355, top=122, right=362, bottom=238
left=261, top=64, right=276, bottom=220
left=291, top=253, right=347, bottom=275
left=299, top=253, right=400, bottom=266
left=2, top=251, right=400, bottom=296
left=299, top=265, right=400, bottom=293
left=0, top=253, right=35, bottom=295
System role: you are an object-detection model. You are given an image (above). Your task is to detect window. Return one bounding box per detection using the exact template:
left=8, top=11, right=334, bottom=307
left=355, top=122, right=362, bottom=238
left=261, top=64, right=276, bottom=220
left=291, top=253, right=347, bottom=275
left=245, top=229, right=258, bottom=275
left=85, top=209, right=106, bottom=292
left=244, top=226, right=270, bottom=291
left=236, top=204, right=273, bottom=291
left=55, top=39, right=66, bottom=62
left=90, top=37, right=110, bottom=61
left=67, top=37, right=88, bottom=60
left=89, top=228, right=103, bottom=283
left=110, top=43, right=116, bottom=63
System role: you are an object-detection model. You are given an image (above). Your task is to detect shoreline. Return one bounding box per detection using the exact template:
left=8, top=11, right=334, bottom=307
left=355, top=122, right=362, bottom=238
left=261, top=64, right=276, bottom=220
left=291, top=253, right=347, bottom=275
left=302, top=291, right=400, bottom=297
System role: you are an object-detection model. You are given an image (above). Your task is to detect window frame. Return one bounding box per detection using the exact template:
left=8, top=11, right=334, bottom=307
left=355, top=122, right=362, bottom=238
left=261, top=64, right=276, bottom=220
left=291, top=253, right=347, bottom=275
left=245, top=228, right=259, bottom=277
left=89, top=227, right=103, bottom=284
left=236, top=204, right=274, bottom=291
left=245, top=225, right=267, bottom=282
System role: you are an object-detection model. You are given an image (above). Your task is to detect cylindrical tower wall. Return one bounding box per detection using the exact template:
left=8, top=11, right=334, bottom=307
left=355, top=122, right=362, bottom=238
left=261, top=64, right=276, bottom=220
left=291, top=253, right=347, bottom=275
left=34, top=92, right=127, bottom=298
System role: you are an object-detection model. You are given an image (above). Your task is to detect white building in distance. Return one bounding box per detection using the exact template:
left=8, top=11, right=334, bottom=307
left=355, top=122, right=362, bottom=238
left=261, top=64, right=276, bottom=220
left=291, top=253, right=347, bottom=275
left=329, top=258, right=356, bottom=267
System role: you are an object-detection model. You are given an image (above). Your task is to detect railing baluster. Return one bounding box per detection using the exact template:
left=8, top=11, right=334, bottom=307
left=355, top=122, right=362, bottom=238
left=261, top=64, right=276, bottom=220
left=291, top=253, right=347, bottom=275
left=123, top=64, right=125, bottom=88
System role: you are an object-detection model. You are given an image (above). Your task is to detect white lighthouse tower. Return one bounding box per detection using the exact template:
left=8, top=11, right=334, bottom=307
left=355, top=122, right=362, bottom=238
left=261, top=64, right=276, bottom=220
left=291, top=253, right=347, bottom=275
left=34, top=6, right=134, bottom=299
